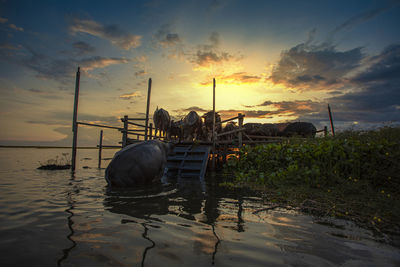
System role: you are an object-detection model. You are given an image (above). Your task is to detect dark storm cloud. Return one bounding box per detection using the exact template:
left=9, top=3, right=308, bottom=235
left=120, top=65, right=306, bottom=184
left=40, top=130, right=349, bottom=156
left=26, top=111, right=120, bottom=126
left=351, top=44, right=400, bottom=83
left=325, top=44, right=400, bottom=122
left=69, top=17, right=141, bottom=50
left=270, top=42, right=364, bottom=90
left=14, top=47, right=129, bottom=83
left=174, top=106, right=208, bottom=114
left=72, top=41, right=95, bottom=55
left=297, top=44, right=400, bottom=126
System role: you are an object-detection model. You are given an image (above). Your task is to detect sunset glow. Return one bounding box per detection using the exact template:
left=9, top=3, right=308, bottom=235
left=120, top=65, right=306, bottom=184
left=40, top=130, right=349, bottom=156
left=0, top=0, right=399, bottom=146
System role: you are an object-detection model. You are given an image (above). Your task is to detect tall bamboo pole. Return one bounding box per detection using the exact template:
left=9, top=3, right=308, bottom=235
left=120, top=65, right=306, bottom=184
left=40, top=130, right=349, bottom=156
left=145, top=78, right=152, bottom=141
left=328, top=104, right=335, bottom=136
left=71, top=67, right=80, bottom=171
left=98, top=130, right=103, bottom=169
left=212, top=78, right=216, bottom=169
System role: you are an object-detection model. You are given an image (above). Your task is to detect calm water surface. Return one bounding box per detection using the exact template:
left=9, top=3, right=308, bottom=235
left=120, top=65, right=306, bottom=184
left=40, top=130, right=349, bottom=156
left=0, top=148, right=399, bottom=266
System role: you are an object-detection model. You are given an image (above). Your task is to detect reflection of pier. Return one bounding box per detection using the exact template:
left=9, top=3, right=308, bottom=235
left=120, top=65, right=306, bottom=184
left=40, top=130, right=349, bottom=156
left=57, top=178, right=78, bottom=266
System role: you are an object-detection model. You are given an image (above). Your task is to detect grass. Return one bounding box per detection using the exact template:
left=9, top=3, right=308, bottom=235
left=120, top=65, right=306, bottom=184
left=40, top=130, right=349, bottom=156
left=221, top=126, right=400, bottom=239
left=37, top=153, right=72, bottom=170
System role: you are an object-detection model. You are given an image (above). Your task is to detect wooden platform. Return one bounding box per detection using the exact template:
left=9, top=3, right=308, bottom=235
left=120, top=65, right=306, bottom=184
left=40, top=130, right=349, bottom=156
left=166, top=145, right=211, bottom=180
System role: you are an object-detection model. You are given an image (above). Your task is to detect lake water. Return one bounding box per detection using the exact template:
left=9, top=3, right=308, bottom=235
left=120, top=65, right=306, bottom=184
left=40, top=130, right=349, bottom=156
left=0, top=148, right=399, bottom=266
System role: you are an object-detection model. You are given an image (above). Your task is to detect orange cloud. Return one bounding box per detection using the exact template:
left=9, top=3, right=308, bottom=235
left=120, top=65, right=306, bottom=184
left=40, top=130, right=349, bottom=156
left=80, top=57, right=129, bottom=72
left=119, top=91, right=142, bottom=100
left=200, top=72, right=263, bottom=86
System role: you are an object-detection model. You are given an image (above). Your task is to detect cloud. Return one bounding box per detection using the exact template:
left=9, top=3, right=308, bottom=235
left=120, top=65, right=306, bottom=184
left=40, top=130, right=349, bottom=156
left=0, top=17, right=8, bottom=23
left=153, top=24, right=186, bottom=60
left=72, top=41, right=95, bottom=55
left=192, top=32, right=241, bottom=70
left=155, top=24, right=182, bottom=47
left=270, top=41, right=364, bottom=90
left=329, top=8, right=387, bottom=40
left=79, top=56, right=129, bottom=72
left=0, top=42, right=20, bottom=50
left=200, top=72, right=262, bottom=86
left=119, top=91, right=143, bottom=100
left=134, top=70, right=147, bottom=77
left=69, top=17, right=141, bottom=50
left=28, top=88, right=43, bottom=93
left=14, top=47, right=129, bottom=83
left=207, top=0, right=229, bottom=13
left=215, top=99, right=326, bottom=121
left=0, top=16, right=24, bottom=31
left=294, top=44, right=400, bottom=128
left=174, top=106, right=208, bottom=114
left=351, top=44, right=400, bottom=83
left=325, top=44, right=400, bottom=122
left=8, top=23, right=23, bottom=31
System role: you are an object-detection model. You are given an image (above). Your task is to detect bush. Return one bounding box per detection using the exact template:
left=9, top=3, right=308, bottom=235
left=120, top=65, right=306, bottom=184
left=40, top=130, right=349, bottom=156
left=226, top=127, right=400, bottom=190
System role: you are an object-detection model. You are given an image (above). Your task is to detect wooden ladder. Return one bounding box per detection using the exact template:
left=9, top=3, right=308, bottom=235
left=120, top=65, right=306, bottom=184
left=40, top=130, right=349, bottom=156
left=166, top=145, right=211, bottom=180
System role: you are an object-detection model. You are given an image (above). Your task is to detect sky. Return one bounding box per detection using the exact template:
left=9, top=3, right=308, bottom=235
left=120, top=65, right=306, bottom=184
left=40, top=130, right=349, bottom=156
left=0, top=0, right=399, bottom=146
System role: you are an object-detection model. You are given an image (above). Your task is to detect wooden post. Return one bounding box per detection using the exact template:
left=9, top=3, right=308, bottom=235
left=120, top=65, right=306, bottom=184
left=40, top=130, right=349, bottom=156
left=223, top=144, right=227, bottom=164
left=212, top=78, right=216, bottom=169
left=324, top=126, right=328, bottom=137
left=71, top=67, right=80, bottom=171
left=122, top=115, right=128, bottom=147
left=238, top=113, right=243, bottom=147
left=149, top=123, right=153, bottom=140
left=145, top=78, right=152, bottom=141
left=98, top=130, right=103, bottom=169
left=328, top=104, right=335, bottom=136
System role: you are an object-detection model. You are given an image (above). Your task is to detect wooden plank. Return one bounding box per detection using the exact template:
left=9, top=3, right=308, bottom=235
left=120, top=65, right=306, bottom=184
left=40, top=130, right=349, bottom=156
left=127, top=118, right=147, bottom=121
left=219, top=116, right=240, bottom=124
left=77, top=121, right=123, bottom=130
left=126, top=121, right=146, bottom=128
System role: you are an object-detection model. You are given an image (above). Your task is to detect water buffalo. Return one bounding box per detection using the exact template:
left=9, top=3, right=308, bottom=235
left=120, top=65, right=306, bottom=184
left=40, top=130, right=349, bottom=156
left=281, top=122, right=316, bottom=137
left=153, top=107, right=170, bottom=137
left=243, top=123, right=279, bottom=137
left=168, top=119, right=183, bottom=141
left=243, top=123, right=264, bottom=136
left=275, top=123, right=291, bottom=136
left=203, top=111, right=222, bottom=141
left=105, top=140, right=174, bottom=187
left=261, top=123, right=279, bottom=136
left=182, top=111, right=202, bottom=141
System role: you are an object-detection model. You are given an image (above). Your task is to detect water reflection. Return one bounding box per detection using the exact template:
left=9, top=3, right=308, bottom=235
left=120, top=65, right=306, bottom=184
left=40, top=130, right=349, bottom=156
left=103, top=177, right=229, bottom=265
left=57, top=175, right=78, bottom=267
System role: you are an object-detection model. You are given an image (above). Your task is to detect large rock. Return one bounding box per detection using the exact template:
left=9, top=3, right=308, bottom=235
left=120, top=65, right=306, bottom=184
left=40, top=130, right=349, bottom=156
left=105, top=140, right=174, bottom=187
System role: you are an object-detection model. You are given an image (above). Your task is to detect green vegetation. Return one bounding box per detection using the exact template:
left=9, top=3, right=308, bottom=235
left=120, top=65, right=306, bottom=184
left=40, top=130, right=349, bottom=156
left=222, top=126, right=400, bottom=236
left=37, top=153, right=71, bottom=170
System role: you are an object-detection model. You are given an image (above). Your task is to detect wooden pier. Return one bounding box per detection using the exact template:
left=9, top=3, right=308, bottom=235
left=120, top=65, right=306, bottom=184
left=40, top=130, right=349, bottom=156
left=70, top=67, right=328, bottom=179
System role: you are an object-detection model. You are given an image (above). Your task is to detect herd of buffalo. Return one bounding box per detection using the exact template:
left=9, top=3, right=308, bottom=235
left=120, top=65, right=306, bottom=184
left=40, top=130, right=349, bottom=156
left=153, top=107, right=317, bottom=141
left=105, top=108, right=317, bottom=187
